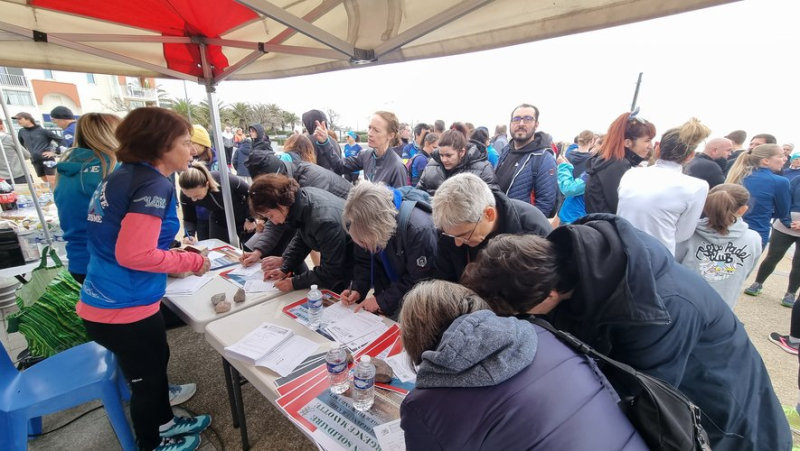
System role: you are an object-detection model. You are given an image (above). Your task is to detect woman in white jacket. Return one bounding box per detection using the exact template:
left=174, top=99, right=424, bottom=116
left=676, top=184, right=762, bottom=310
left=617, top=118, right=711, bottom=255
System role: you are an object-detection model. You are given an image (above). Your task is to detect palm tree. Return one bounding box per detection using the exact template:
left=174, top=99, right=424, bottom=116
left=229, top=102, right=251, bottom=130
left=282, top=111, right=299, bottom=132
left=168, top=98, right=197, bottom=122
left=265, top=103, right=282, bottom=132
left=250, top=103, right=270, bottom=129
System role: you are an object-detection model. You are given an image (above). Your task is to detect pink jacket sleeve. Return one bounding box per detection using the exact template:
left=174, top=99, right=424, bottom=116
left=115, top=212, right=204, bottom=273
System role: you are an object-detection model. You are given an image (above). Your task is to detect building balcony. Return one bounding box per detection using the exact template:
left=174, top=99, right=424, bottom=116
left=0, top=73, right=28, bottom=88
left=124, top=86, right=157, bottom=99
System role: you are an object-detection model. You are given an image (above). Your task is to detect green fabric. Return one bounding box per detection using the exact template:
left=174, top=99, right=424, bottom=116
left=6, top=247, right=88, bottom=358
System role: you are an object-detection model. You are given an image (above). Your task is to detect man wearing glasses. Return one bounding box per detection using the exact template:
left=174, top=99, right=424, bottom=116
left=431, top=173, right=551, bottom=282
left=494, top=104, right=558, bottom=217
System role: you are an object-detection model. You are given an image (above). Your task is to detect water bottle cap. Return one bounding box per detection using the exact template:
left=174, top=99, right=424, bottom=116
left=311, top=285, right=318, bottom=290
left=329, top=342, right=341, bottom=350
left=360, top=355, right=371, bottom=364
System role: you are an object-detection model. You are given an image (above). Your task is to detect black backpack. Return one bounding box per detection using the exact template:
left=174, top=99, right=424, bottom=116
left=527, top=317, right=711, bottom=451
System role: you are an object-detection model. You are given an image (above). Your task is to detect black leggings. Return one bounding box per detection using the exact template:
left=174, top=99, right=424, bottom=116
left=83, top=311, right=173, bottom=450
left=755, top=228, right=800, bottom=294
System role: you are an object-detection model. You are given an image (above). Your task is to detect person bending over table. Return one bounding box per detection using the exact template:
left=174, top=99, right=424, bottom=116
left=248, top=174, right=354, bottom=292
left=77, top=107, right=212, bottom=451
left=339, top=181, right=437, bottom=319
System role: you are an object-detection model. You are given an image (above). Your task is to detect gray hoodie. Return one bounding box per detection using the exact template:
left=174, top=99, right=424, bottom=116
left=415, top=310, right=536, bottom=388
left=676, top=218, right=762, bottom=310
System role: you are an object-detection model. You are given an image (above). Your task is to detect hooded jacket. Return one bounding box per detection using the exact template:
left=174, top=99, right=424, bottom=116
left=556, top=161, right=588, bottom=224
left=54, top=148, right=115, bottom=275
left=301, top=110, right=343, bottom=171
left=249, top=123, right=272, bottom=152
left=280, top=187, right=354, bottom=291
left=545, top=214, right=791, bottom=451
left=416, top=142, right=498, bottom=195
left=401, top=310, right=647, bottom=451
left=684, top=152, right=726, bottom=189
left=433, top=191, right=552, bottom=282
left=241, top=124, right=272, bottom=177
left=676, top=218, right=762, bottom=309
left=566, top=149, right=592, bottom=178
left=232, top=138, right=252, bottom=177
left=495, top=132, right=558, bottom=216
left=352, top=197, right=437, bottom=318
left=18, top=124, right=61, bottom=162
left=584, top=148, right=644, bottom=214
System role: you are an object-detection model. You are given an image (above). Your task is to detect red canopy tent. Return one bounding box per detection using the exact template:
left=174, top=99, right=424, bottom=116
left=0, top=0, right=738, bottom=244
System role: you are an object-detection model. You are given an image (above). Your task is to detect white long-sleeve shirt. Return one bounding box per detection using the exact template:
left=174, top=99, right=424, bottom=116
left=617, top=160, right=709, bottom=255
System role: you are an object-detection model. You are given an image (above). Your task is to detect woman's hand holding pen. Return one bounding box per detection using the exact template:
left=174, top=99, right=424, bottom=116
left=265, top=268, right=293, bottom=291
left=340, top=281, right=360, bottom=306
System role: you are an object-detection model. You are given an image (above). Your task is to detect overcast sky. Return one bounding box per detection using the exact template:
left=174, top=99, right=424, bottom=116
left=158, top=0, right=799, bottom=145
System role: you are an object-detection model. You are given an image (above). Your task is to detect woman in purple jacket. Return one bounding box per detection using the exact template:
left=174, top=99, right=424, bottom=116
left=399, top=280, right=646, bottom=451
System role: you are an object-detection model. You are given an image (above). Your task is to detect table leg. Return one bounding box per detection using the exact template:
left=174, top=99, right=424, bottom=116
left=229, top=364, right=250, bottom=450
left=221, top=358, right=239, bottom=428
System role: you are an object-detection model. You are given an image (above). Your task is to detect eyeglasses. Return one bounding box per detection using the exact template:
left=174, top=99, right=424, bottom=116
left=511, top=116, right=537, bottom=124
left=442, top=216, right=481, bottom=244
left=628, top=106, right=648, bottom=125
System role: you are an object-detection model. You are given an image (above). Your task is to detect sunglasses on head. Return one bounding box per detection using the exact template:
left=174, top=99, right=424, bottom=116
left=628, top=107, right=648, bottom=125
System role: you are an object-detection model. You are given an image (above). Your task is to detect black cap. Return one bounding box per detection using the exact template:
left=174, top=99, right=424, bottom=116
left=49, top=106, right=74, bottom=119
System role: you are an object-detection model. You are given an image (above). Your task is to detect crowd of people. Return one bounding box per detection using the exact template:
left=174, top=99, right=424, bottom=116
left=1, top=101, right=798, bottom=451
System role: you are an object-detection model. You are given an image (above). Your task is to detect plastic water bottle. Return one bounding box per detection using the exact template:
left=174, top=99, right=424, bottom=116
left=307, top=284, right=323, bottom=330
left=325, top=342, right=349, bottom=394
left=352, top=355, right=376, bottom=411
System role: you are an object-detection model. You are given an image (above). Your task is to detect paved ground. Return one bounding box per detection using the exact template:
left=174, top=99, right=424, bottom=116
left=2, top=247, right=799, bottom=450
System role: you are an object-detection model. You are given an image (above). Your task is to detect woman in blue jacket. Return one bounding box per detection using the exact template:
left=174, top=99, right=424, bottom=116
left=726, top=143, right=791, bottom=247
left=400, top=280, right=646, bottom=451
left=54, top=113, right=121, bottom=283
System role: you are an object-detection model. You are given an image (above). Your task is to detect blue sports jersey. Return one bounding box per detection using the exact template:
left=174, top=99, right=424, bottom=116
left=80, top=163, right=179, bottom=309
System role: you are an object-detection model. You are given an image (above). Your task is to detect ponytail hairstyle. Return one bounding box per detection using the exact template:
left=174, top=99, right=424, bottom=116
left=703, top=183, right=750, bottom=235
left=440, top=121, right=469, bottom=153
left=576, top=130, right=594, bottom=146
left=725, top=143, right=783, bottom=185
left=658, top=118, right=711, bottom=164
left=179, top=161, right=219, bottom=192
left=70, top=113, right=122, bottom=177
left=598, top=111, right=657, bottom=161
left=283, top=133, right=317, bottom=164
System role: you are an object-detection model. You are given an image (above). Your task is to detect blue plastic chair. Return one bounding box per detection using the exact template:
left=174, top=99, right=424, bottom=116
left=0, top=341, right=136, bottom=450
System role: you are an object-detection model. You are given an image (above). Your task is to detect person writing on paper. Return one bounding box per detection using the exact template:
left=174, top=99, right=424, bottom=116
left=339, top=181, right=437, bottom=318
left=248, top=174, right=354, bottom=292
left=76, top=108, right=212, bottom=451
left=179, top=162, right=255, bottom=244
left=399, top=280, right=647, bottom=451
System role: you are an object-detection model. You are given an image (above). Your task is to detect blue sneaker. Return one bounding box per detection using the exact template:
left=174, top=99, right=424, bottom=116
left=154, top=434, right=201, bottom=451
left=783, top=293, right=797, bottom=308
left=744, top=282, right=762, bottom=296
left=159, top=415, right=211, bottom=438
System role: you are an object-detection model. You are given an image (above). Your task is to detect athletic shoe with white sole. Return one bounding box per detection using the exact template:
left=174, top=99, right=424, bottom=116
left=169, top=383, right=197, bottom=406
left=160, top=415, right=212, bottom=438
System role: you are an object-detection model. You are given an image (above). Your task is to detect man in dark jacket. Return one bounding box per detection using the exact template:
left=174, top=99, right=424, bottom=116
left=494, top=104, right=558, bottom=217
left=49, top=105, right=76, bottom=153
left=301, top=109, right=343, bottom=172
left=13, top=111, right=61, bottom=184
left=340, top=182, right=437, bottom=319
left=431, top=173, right=551, bottom=282
left=462, top=214, right=792, bottom=451
left=685, top=137, right=732, bottom=188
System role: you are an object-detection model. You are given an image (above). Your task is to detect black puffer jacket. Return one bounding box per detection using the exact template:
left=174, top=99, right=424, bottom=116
left=279, top=187, right=354, bottom=291
left=243, top=123, right=273, bottom=173
left=247, top=157, right=351, bottom=257
left=584, top=149, right=644, bottom=214
left=416, top=142, right=498, bottom=195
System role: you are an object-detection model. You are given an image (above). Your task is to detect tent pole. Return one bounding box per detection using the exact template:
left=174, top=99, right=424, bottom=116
left=0, top=88, right=53, bottom=244
left=198, top=44, right=239, bottom=247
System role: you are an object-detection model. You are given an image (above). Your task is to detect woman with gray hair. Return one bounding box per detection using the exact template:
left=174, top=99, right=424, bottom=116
left=431, top=173, right=551, bottom=282
left=399, top=280, right=646, bottom=451
left=340, top=181, right=437, bottom=318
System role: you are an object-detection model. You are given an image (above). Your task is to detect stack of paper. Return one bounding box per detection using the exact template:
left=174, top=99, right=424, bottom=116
left=224, top=322, right=319, bottom=377
left=323, top=305, right=388, bottom=351
left=165, top=276, right=213, bottom=296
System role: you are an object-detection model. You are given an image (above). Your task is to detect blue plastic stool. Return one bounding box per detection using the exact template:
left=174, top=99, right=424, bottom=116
left=0, top=341, right=135, bottom=450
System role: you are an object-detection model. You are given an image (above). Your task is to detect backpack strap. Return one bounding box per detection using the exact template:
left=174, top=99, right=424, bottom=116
left=397, top=200, right=416, bottom=256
